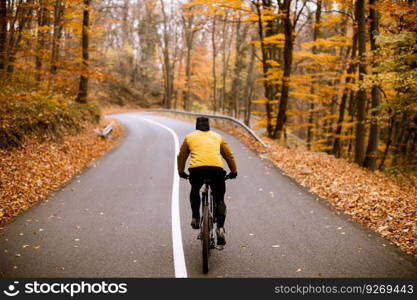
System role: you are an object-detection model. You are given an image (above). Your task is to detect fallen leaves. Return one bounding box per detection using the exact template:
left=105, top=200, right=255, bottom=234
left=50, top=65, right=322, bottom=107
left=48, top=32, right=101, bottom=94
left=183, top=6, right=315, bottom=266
left=0, top=117, right=123, bottom=226
left=265, top=145, right=417, bottom=257
left=228, top=127, right=417, bottom=258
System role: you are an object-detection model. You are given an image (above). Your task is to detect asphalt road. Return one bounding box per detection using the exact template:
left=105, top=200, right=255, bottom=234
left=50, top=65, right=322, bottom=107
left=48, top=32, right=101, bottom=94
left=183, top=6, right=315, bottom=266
left=0, top=112, right=416, bottom=278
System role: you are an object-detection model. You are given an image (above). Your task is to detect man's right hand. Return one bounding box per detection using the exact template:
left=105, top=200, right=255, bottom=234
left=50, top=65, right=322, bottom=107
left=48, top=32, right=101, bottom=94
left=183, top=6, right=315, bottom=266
left=179, top=172, right=189, bottom=180
left=227, top=172, right=237, bottom=179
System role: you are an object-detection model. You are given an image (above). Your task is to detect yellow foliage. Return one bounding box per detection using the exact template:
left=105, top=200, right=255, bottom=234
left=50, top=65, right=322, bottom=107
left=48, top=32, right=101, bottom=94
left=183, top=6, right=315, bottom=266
left=320, top=14, right=343, bottom=27
left=289, top=92, right=319, bottom=100
left=253, top=98, right=268, bottom=104
left=266, top=59, right=280, bottom=67
left=263, top=34, right=285, bottom=45
left=286, top=123, right=315, bottom=129
left=301, top=36, right=350, bottom=50
left=294, top=51, right=338, bottom=64
left=287, top=109, right=309, bottom=116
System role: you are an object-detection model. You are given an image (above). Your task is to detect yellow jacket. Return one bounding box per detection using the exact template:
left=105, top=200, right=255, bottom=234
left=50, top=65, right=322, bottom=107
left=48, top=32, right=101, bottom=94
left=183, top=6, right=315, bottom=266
left=177, top=130, right=237, bottom=173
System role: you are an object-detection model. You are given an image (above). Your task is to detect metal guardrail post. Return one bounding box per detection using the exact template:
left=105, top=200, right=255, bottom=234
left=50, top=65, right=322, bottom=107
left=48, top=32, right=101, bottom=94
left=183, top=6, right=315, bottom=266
left=146, top=109, right=269, bottom=148
left=95, top=123, right=113, bottom=138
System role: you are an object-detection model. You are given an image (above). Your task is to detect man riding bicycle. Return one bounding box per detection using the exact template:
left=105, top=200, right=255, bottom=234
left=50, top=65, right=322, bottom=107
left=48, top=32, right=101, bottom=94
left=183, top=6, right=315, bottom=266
left=177, top=117, right=237, bottom=246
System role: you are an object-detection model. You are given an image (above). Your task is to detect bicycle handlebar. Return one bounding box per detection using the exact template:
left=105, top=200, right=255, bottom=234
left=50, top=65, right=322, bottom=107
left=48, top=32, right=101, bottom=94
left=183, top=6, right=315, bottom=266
left=183, top=173, right=236, bottom=181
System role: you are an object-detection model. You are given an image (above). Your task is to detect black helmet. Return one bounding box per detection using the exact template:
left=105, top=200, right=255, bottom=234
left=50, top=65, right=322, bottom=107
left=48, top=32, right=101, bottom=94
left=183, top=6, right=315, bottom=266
left=196, top=117, right=210, bottom=131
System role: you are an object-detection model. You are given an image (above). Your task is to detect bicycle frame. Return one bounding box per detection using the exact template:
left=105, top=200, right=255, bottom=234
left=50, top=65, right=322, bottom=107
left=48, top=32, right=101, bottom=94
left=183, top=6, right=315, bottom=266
left=201, top=181, right=215, bottom=247
left=200, top=180, right=216, bottom=273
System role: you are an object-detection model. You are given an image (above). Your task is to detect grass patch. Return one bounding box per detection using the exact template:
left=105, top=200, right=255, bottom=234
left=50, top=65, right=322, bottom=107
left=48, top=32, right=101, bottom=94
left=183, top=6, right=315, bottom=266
left=0, top=87, right=100, bottom=148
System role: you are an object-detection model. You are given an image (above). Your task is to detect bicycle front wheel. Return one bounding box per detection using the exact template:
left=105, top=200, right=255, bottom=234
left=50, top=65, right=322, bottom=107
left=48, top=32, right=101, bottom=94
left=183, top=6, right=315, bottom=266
left=202, top=203, right=209, bottom=274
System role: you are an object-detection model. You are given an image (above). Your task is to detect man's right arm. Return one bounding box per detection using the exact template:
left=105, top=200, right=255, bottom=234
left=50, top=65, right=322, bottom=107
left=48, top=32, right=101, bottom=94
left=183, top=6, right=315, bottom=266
left=177, top=138, right=190, bottom=173
left=220, top=139, right=237, bottom=174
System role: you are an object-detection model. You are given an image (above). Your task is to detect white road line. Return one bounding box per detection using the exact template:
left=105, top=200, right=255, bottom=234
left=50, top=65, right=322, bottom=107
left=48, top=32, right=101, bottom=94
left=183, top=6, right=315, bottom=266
left=139, top=117, right=188, bottom=278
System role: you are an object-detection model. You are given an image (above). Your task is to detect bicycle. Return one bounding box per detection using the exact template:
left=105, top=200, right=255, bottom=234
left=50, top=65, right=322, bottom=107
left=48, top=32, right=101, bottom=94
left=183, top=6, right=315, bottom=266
left=198, top=174, right=230, bottom=274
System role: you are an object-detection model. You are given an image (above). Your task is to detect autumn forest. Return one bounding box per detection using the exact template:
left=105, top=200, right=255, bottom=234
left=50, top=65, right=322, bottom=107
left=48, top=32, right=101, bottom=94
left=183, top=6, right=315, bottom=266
left=0, top=0, right=416, bottom=173
left=1, top=0, right=417, bottom=267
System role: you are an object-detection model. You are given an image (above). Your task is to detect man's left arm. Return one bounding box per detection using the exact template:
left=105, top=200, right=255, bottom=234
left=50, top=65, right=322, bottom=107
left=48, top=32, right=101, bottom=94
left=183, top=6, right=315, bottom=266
left=220, top=139, right=237, bottom=174
left=177, top=138, right=190, bottom=177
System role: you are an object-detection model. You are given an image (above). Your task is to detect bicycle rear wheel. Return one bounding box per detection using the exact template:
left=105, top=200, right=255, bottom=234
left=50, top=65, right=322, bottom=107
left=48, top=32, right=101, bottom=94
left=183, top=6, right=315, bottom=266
left=202, top=203, right=209, bottom=274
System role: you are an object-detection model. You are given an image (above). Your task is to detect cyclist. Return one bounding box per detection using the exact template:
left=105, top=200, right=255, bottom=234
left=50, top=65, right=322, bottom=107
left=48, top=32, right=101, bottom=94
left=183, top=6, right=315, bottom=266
left=177, top=117, right=237, bottom=246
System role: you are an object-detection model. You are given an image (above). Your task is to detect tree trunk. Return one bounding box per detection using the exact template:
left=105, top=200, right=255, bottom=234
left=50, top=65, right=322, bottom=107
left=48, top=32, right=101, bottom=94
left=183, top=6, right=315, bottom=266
left=363, top=0, right=381, bottom=170
left=160, top=0, right=172, bottom=108
left=231, top=17, right=242, bottom=118
left=230, top=17, right=248, bottom=118
left=176, top=47, right=184, bottom=109
left=273, top=0, right=293, bottom=139
left=379, top=114, right=395, bottom=169
left=76, top=0, right=90, bottom=103
left=400, top=128, right=412, bottom=158
left=243, top=42, right=256, bottom=126
left=254, top=0, right=273, bottom=136
left=354, top=0, right=367, bottom=165
left=307, top=0, right=322, bottom=150
left=332, top=90, right=349, bottom=157
left=185, top=45, right=192, bottom=110
left=182, top=11, right=195, bottom=111
left=212, top=15, right=217, bottom=113
left=220, top=13, right=233, bottom=113
left=408, top=130, right=417, bottom=161
left=36, top=1, right=48, bottom=82
left=7, top=0, right=35, bottom=76
left=333, top=32, right=358, bottom=157
left=325, top=89, right=339, bottom=150
left=0, top=0, right=7, bottom=71
left=392, top=113, right=408, bottom=166
left=50, top=0, right=63, bottom=75
left=347, top=89, right=356, bottom=157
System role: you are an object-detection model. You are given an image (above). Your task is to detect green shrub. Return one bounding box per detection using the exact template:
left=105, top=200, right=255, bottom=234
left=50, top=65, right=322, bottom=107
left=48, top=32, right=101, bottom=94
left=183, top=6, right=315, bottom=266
left=0, top=89, right=101, bottom=149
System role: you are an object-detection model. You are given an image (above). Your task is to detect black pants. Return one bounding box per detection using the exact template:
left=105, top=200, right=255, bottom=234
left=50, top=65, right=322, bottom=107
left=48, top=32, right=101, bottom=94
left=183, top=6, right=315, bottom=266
left=189, top=166, right=227, bottom=228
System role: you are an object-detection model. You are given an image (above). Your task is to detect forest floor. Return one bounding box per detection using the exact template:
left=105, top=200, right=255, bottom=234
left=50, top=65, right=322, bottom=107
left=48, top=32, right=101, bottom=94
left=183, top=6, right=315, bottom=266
left=0, top=116, right=123, bottom=226
left=157, top=112, right=417, bottom=258
left=226, top=127, right=417, bottom=258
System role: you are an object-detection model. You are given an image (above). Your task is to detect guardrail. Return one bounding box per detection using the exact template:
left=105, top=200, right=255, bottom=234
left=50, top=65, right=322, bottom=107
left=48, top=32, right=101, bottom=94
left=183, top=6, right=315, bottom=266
left=95, top=123, right=113, bottom=138
left=146, top=109, right=269, bottom=148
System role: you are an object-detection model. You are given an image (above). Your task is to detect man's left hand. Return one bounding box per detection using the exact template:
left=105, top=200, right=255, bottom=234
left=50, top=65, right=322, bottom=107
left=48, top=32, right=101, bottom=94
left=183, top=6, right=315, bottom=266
left=179, top=172, right=189, bottom=179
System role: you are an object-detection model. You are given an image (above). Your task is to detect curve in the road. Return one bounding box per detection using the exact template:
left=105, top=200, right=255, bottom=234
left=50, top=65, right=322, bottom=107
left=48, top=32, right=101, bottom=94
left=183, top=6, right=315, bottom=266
left=140, top=118, right=187, bottom=278
left=0, top=112, right=416, bottom=278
